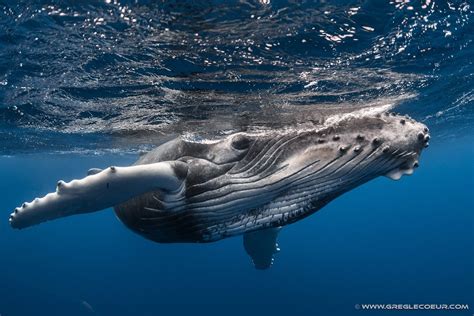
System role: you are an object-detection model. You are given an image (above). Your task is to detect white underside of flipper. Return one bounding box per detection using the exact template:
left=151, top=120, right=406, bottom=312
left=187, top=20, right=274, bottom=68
left=9, top=161, right=187, bottom=229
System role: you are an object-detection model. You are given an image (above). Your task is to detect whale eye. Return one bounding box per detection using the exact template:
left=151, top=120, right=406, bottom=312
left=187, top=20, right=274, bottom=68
left=231, top=134, right=251, bottom=150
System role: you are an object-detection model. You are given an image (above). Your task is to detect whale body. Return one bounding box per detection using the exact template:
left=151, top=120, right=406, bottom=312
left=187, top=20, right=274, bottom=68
left=9, top=112, right=430, bottom=269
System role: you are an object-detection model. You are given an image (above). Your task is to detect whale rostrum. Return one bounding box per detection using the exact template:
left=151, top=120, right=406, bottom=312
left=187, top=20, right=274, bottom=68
left=9, top=112, right=430, bottom=269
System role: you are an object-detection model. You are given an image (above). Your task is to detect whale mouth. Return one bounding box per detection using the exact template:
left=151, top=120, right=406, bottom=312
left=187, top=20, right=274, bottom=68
left=385, top=164, right=416, bottom=180
left=384, top=155, right=421, bottom=181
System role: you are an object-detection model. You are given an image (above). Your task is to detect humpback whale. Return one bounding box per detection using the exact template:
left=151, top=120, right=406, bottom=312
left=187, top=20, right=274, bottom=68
left=9, top=112, right=430, bottom=269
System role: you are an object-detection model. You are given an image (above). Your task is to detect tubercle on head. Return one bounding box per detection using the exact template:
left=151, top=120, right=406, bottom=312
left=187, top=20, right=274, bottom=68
left=416, top=130, right=431, bottom=148
left=339, top=145, right=349, bottom=153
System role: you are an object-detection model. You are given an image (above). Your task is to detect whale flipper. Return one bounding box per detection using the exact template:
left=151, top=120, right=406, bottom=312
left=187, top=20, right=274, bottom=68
left=243, top=227, right=281, bottom=270
left=87, top=168, right=103, bottom=176
left=10, top=161, right=188, bottom=229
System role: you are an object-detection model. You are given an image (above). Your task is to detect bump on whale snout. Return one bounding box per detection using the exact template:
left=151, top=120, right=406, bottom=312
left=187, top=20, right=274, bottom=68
left=383, top=117, right=430, bottom=181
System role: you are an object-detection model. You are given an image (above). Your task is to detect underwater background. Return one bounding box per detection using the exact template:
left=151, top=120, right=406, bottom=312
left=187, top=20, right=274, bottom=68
left=0, top=0, right=473, bottom=315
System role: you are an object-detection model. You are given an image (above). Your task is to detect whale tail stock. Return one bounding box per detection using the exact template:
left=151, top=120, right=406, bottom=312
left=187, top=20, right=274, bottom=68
left=9, top=161, right=188, bottom=229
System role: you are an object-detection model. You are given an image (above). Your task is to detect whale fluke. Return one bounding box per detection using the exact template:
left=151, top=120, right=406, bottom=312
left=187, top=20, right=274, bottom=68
left=10, top=161, right=188, bottom=229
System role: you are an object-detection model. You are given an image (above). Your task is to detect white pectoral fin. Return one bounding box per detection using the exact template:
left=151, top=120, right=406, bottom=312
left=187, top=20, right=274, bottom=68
left=243, top=227, right=281, bottom=270
left=9, top=161, right=188, bottom=229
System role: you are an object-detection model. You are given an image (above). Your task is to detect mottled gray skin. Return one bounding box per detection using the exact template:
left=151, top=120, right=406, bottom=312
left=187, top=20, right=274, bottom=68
left=115, top=113, right=429, bottom=243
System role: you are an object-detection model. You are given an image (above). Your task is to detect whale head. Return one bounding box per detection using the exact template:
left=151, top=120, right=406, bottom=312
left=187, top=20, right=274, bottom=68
left=225, top=112, right=430, bottom=188
left=300, top=112, right=430, bottom=184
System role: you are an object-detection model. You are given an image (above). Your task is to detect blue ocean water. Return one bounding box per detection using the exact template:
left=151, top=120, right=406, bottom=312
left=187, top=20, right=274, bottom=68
left=0, top=0, right=473, bottom=315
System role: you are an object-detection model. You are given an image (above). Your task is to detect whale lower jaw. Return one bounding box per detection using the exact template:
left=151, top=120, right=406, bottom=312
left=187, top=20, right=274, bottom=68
left=384, top=155, right=420, bottom=181
left=385, top=168, right=414, bottom=180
